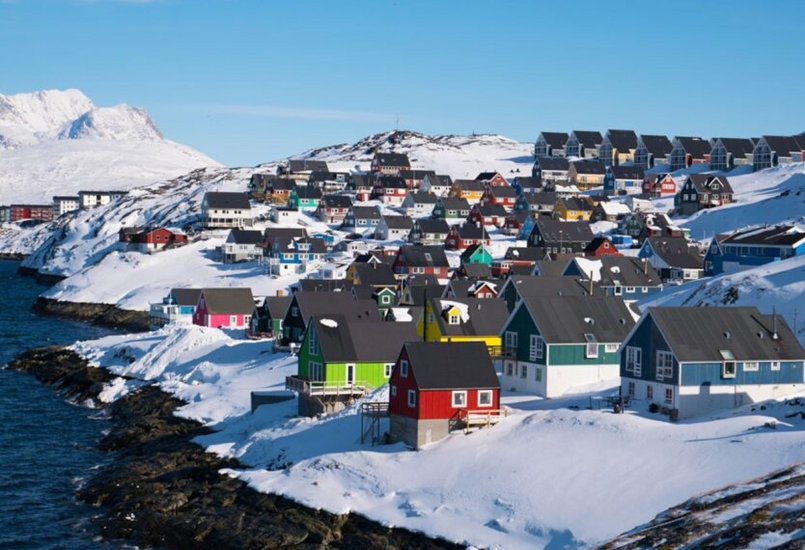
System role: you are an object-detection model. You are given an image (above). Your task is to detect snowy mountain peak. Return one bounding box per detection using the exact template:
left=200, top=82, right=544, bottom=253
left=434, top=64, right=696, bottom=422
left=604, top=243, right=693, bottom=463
left=0, top=88, right=94, bottom=134
left=58, top=104, right=164, bottom=141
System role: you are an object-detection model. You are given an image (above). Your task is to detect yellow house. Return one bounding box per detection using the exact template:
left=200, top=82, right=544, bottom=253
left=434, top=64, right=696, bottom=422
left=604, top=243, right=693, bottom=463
left=568, top=161, right=606, bottom=191
left=554, top=196, right=595, bottom=221
left=450, top=179, right=486, bottom=204
left=419, top=297, right=508, bottom=351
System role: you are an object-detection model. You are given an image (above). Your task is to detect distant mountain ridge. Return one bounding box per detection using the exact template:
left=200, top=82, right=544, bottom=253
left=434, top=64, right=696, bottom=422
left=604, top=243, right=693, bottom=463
left=0, top=88, right=219, bottom=204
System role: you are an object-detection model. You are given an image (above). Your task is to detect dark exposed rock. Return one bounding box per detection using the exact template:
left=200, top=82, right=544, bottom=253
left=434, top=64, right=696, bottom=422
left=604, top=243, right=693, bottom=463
left=32, top=296, right=150, bottom=332
left=7, top=347, right=462, bottom=549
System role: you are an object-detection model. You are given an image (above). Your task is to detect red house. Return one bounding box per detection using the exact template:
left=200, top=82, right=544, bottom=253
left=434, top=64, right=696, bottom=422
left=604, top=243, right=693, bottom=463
left=642, top=173, right=677, bottom=197
left=10, top=204, right=53, bottom=223
left=481, top=185, right=517, bottom=208
left=192, top=288, right=256, bottom=329
left=445, top=223, right=491, bottom=250
left=392, top=245, right=450, bottom=278
left=371, top=177, right=408, bottom=205
left=475, top=171, right=508, bottom=187
left=389, top=341, right=502, bottom=449
left=467, top=203, right=508, bottom=228
left=584, top=236, right=621, bottom=257
left=119, top=227, right=187, bottom=253
left=371, top=152, right=411, bottom=175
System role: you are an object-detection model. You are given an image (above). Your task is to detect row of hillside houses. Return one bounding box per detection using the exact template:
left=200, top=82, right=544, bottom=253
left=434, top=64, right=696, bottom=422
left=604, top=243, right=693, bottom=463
left=0, top=190, right=129, bottom=224
left=534, top=130, right=805, bottom=172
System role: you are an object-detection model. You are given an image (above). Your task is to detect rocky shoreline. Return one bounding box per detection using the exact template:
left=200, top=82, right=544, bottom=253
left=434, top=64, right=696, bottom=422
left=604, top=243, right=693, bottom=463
left=32, top=297, right=151, bottom=332
left=8, top=347, right=460, bottom=549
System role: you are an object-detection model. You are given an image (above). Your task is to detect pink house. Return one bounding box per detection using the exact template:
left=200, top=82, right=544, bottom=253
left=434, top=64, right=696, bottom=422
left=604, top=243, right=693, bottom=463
left=192, top=288, right=256, bottom=328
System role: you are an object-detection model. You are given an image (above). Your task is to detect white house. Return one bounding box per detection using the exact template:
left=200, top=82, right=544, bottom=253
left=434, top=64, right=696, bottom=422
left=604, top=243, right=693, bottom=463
left=375, top=215, right=414, bottom=241
left=201, top=191, right=253, bottom=229
left=53, top=196, right=79, bottom=216
left=223, top=229, right=263, bottom=263
left=78, top=190, right=127, bottom=209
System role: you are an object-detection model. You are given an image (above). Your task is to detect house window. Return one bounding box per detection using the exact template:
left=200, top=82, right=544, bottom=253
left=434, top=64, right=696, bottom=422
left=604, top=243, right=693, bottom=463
left=642, top=287, right=648, bottom=293
left=584, top=334, right=598, bottom=358
left=722, top=361, right=736, bottom=378
left=309, top=362, right=324, bottom=381
left=628, top=381, right=635, bottom=396
left=626, top=287, right=635, bottom=293
left=535, top=367, right=542, bottom=382
left=656, top=351, right=673, bottom=380
left=309, top=330, right=319, bottom=355
left=452, top=391, right=467, bottom=408
left=391, top=385, right=397, bottom=396
left=230, top=315, right=238, bottom=325
left=506, top=362, right=514, bottom=376
left=530, top=334, right=544, bottom=361
left=449, top=313, right=460, bottom=325
left=614, top=286, right=623, bottom=296
left=625, top=346, right=642, bottom=376
left=646, top=385, right=653, bottom=400
left=521, top=365, right=528, bottom=379
left=605, top=343, right=619, bottom=353
left=292, top=307, right=299, bottom=317
left=665, top=387, right=673, bottom=404
left=408, top=390, right=416, bottom=408
left=743, top=362, right=759, bottom=372
left=771, top=361, right=781, bottom=371
left=384, top=363, right=394, bottom=377
left=400, top=360, right=409, bottom=377
left=478, top=390, right=493, bottom=407
left=505, top=331, right=518, bottom=349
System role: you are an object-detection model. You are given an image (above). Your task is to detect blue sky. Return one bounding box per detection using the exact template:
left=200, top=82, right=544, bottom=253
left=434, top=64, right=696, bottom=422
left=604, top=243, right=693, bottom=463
left=2, top=0, right=804, bottom=166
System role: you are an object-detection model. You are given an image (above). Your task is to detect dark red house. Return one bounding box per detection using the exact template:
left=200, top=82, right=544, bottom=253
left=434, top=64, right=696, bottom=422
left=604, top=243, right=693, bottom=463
left=475, top=171, right=508, bottom=187
left=481, top=185, right=517, bottom=208
left=584, top=236, right=621, bottom=257
left=119, top=227, right=188, bottom=252
left=10, top=204, right=53, bottom=223
left=389, top=341, right=502, bottom=448
left=467, top=203, right=507, bottom=228
left=392, top=245, right=450, bottom=278
left=445, top=223, right=491, bottom=250
left=642, top=173, right=677, bottom=197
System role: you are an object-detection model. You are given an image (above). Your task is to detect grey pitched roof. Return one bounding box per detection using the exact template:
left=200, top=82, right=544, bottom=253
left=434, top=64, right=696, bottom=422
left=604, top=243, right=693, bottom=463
left=352, top=262, right=398, bottom=287
left=170, top=288, right=202, bottom=307
left=407, top=191, right=438, bottom=204
left=382, top=215, right=414, bottom=229
left=513, top=176, right=541, bottom=189
left=474, top=203, right=508, bottom=217
left=263, top=227, right=307, bottom=245
left=460, top=263, right=493, bottom=278
left=714, top=138, right=755, bottom=159
left=521, top=295, right=634, bottom=344
left=289, top=159, right=329, bottom=173
left=430, top=297, right=509, bottom=338
left=686, top=174, right=734, bottom=195
left=350, top=205, right=382, bottom=220
left=308, top=171, right=345, bottom=183
left=539, top=132, right=569, bottom=148
left=534, top=219, right=594, bottom=243
left=399, top=169, right=436, bottom=179
left=425, top=174, right=453, bottom=187
left=262, top=296, right=292, bottom=318
left=293, top=292, right=379, bottom=324
left=375, top=176, right=407, bottom=189
left=199, top=288, right=255, bottom=315
left=205, top=192, right=251, bottom=209
left=638, top=135, right=673, bottom=157
left=505, top=247, right=546, bottom=262
left=312, top=314, right=418, bottom=363
left=648, top=307, right=805, bottom=362
left=720, top=224, right=805, bottom=247
left=455, top=223, right=491, bottom=240
left=605, top=129, right=638, bottom=151
left=413, top=218, right=450, bottom=234
left=571, top=160, right=606, bottom=175
left=296, top=279, right=355, bottom=293
left=453, top=179, right=486, bottom=191
left=398, top=244, right=450, bottom=268
left=404, top=342, right=499, bottom=390
left=269, top=179, right=297, bottom=191
left=760, top=135, right=802, bottom=157
left=609, top=165, right=645, bottom=180
left=520, top=192, right=560, bottom=206
left=507, top=275, right=599, bottom=298
left=674, top=137, right=711, bottom=159
left=438, top=197, right=471, bottom=211
left=228, top=229, right=263, bottom=244
left=293, top=186, right=323, bottom=199
left=374, top=152, right=411, bottom=167
left=646, top=237, right=703, bottom=269
left=476, top=171, right=504, bottom=181
left=487, top=186, right=517, bottom=198
left=320, top=195, right=353, bottom=208
left=535, top=157, right=570, bottom=171
left=567, top=256, right=662, bottom=287
left=446, top=276, right=495, bottom=296
left=559, top=197, right=594, bottom=211
left=571, top=131, right=604, bottom=149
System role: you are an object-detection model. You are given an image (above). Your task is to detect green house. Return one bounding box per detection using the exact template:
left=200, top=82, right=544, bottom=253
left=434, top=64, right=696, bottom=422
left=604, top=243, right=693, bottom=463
left=249, top=295, right=292, bottom=336
left=432, top=197, right=471, bottom=220
left=500, top=295, right=634, bottom=398
left=352, top=285, right=398, bottom=316
left=460, top=243, right=492, bottom=266
left=288, top=187, right=322, bottom=210
left=290, top=315, right=419, bottom=416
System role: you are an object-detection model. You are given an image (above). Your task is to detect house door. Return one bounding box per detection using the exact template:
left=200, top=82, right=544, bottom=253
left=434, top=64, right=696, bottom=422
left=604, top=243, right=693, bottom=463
left=346, top=363, right=355, bottom=386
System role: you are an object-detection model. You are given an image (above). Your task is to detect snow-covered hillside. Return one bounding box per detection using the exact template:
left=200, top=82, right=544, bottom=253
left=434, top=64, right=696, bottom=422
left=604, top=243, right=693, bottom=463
left=271, top=130, right=534, bottom=178
left=0, top=89, right=219, bottom=204
left=72, top=325, right=805, bottom=549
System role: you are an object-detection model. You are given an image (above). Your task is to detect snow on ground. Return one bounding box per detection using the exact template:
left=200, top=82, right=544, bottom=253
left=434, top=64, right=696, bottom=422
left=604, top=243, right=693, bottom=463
left=73, top=325, right=805, bottom=549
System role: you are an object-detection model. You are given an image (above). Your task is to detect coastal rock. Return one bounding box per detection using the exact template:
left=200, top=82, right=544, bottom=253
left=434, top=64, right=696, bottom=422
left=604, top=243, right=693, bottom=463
left=32, top=296, right=150, bottom=332
left=8, top=347, right=460, bottom=549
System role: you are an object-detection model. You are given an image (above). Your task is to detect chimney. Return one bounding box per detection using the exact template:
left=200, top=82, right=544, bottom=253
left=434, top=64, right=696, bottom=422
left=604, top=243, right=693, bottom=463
left=589, top=276, right=594, bottom=296
left=773, top=305, right=779, bottom=340
left=643, top=257, right=649, bottom=275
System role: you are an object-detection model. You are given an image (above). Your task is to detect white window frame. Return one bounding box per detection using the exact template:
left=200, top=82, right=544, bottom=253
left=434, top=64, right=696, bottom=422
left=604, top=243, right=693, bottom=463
left=585, top=341, right=599, bottom=359
left=449, top=313, right=460, bottom=325
left=604, top=343, right=619, bottom=353
left=451, top=390, right=467, bottom=408
left=309, top=330, right=318, bottom=355
left=665, top=387, right=673, bottom=404
left=408, top=389, right=416, bottom=408
left=656, top=351, right=674, bottom=380
left=400, top=359, right=409, bottom=377
left=505, top=331, right=518, bottom=349
left=384, top=363, right=394, bottom=377
left=771, top=361, right=781, bottom=371
left=391, top=385, right=397, bottom=397
left=646, top=384, right=653, bottom=400
left=722, top=361, right=737, bottom=379
left=477, top=390, right=493, bottom=407
left=521, top=364, right=528, bottom=379
left=535, top=367, right=542, bottom=382
left=743, top=361, right=759, bottom=372
left=625, top=346, right=642, bottom=376
left=530, top=334, right=544, bottom=361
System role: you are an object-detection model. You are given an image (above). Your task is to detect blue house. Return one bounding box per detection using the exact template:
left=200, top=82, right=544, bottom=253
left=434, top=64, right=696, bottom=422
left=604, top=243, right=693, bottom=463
left=268, top=236, right=327, bottom=276
left=518, top=214, right=536, bottom=240
left=704, top=225, right=805, bottom=276
left=562, top=256, right=662, bottom=301
left=149, top=288, right=202, bottom=329
left=603, top=165, right=645, bottom=196
left=620, top=307, right=805, bottom=420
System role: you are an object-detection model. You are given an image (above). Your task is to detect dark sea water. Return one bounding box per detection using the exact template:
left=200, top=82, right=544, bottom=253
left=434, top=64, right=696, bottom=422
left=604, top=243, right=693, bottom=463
left=0, top=260, right=120, bottom=549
